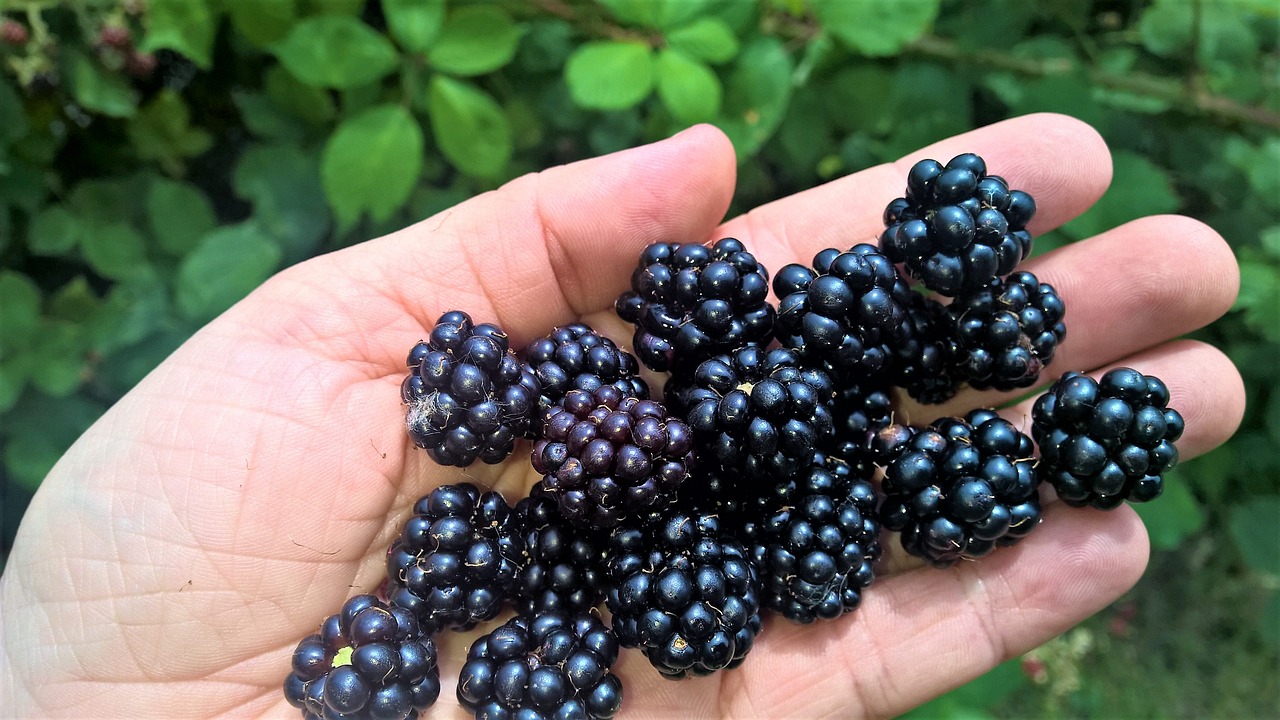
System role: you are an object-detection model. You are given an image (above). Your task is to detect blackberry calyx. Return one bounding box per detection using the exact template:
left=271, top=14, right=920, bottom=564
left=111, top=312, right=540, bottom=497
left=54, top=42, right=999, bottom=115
left=512, top=484, right=608, bottom=616
left=946, top=271, right=1066, bottom=391
left=532, top=385, right=695, bottom=528
left=403, top=311, right=540, bottom=466
left=284, top=594, right=440, bottom=720
left=1032, top=368, right=1184, bottom=508
left=523, top=323, right=649, bottom=415
left=386, top=483, right=523, bottom=632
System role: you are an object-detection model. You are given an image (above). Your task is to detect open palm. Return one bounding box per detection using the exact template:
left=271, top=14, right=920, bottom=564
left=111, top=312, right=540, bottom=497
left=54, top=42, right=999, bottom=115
left=0, top=115, right=1243, bottom=719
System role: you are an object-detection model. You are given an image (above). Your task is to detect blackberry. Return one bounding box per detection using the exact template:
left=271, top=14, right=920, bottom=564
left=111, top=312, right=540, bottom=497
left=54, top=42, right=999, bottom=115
left=615, top=237, right=775, bottom=372
left=1032, top=368, right=1184, bottom=509
left=606, top=509, right=763, bottom=678
left=512, top=485, right=608, bottom=616
left=523, top=323, right=649, bottom=414
left=892, top=290, right=961, bottom=404
left=773, top=244, right=909, bottom=383
left=877, top=410, right=1042, bottom=567
left=385, top=483, right=523, bottom=632
left=402, top=311, right=540, bottom=466
left=824, top=380, right=893, bottom=471
left=880, top=153, right=1036, bottom=296
left=283, top=594, right=440, bottom=720
left=457, top=611, right=623, bottom=720
left=532, top=385, right=695, bottom=528
left=946, top=271, right=1066, bottom=391
left=681, top=346, right=836, bottom=482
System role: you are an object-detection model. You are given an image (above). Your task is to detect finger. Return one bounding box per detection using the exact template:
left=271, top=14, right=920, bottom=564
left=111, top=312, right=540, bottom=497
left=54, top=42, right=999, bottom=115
left=717, top=113, right=1112, bottom=276
left=727, top=502, right=1148, bottom=718
left=923, top=215, right=1239, bottom=417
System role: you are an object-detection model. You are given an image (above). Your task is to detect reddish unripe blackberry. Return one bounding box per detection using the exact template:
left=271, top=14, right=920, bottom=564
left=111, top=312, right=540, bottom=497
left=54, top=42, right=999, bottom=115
left=946, top=271, right=1066, bottom=391
left=615, top=237, right=775, bottom=372
left=512, top=485, right=608, bottom=616
left=606, top=509, right=762, bottom=678
left=457, top=611, right=623, bottom=719
left=1, top=19, right=28, bottom=45
left=880, top=153, right=1036, bottom=296
left=523, top=323, right=649, bottom=415
left=283, top=594, right=440, bottom=720
left=532, top=385, right=694, bottom=529
left=402, top=311, right=539, bottom=467
left=385, top=483, right=524, bottom=632
left=1032, top=368, right=1184, bottom=508
left=877, top=410, right=1042, bottom=567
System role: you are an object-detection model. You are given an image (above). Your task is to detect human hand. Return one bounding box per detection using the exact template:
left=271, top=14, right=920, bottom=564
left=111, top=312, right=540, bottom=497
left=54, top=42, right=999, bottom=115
left=0, top=114, right=1243, bottom=718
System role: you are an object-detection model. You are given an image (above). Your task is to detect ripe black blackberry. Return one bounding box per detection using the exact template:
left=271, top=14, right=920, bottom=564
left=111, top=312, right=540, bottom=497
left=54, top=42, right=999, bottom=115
left=880, top=153, right=1036, bottom=296
left=1032, top=368, right=1184, bottom=509
left=823, top=380, right=893, bottom=471
left=892, top=289, right=961, bottom=404
left=877, top=410, right=1042, bottom=567
left=512, top=484, right=608, bottom=616
left=385, top=483, right=523, bottom=632
left=751, top=453, right=882, bottom=623
left=531, top=385, right=695, bottom=528
left=283, top=594, right=439, bottom=720
left=773, top=244, right=909, bottom=383
left=402, top=311, right=540, bottom=466
left=946, top=271, right=1066, bottom=391
left=457, top=611, right=623, bottom=720
left=680, top=346, right=836, bottom=483
left=523, top=323, right=649, bottom=414
left=615, top=237, right=775, bottom=372
left=606, top=509, right=763, bottom=678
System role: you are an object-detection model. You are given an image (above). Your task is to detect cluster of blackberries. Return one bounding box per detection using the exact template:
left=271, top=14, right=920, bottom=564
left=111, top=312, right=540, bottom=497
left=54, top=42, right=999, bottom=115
left=285, top=153, right=1186, bottom=719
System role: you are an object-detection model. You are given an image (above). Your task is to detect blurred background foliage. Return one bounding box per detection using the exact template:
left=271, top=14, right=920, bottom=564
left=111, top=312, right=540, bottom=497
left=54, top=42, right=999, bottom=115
left=0, top=0, right=1276, bottom=715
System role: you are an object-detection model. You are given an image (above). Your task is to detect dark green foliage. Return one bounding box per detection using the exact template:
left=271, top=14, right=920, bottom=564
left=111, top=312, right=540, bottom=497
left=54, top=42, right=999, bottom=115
left=1, top=0, right=1276, bottom=713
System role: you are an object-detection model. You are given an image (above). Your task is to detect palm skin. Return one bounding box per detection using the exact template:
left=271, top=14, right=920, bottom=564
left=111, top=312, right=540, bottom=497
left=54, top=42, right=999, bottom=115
left=0, top=115, right=1244, bottom=719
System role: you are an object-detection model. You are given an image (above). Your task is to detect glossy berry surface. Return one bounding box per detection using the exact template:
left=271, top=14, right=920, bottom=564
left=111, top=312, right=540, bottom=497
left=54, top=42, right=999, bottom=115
left=605, top=509, right=763, bottom=678
left=891, top=289, right=959, bottom=404
left=283, top=594, right=439, bottom=720
left=385, top=483, right=523, bottom=632
left=523, top=323, right=649, bottom=414
left=1032, top=368, right=1184, bottom=508
left=946, top=271, right=1066, bottom=391
left=402, top=311, right=540, bottom=466
left=615, top=237, right=775, bottom=372
left=532, top=386, right=695, bottom=528
left=880, top=153, right=1036, bottom=296
left=457, top=611, right=623, bottom=720
left=877, top=410, right=1043, bottom=567
left=512, top=485, right=608, bottom=616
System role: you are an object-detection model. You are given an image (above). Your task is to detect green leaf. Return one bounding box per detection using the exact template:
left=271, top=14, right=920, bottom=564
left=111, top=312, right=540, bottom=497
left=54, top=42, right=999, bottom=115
left=427, top=5, right=521, bottom=77
left=655, top=49, right=721, bottom=124
left=383, top=0, right=446, bottom=52
left=0, top=357, right=26, bottom=413
left=321, top=104, right=424, bottom=224
left=1062, top=152, right=1180, bottom=240
left=264, top=65, right=336, bottom=126
left=565, top=41, right=654, bottom=110
left=81, top=223, right=148, bottom=281
left=1230, top=496, right=1280, bottom=576
left=224, top=0, right=296, bottom=47
left=234, top=144, right=331, bottom=263
left=91, top=274, right=170, bottom=354
left=0, top=271, right=41, bottom=355
left=3, top=392, right=107, bottom=491
left=901, top=660, right=1024, bottom=718
left=28, top=320, right=85, bottom=397
left=273, top=16, right=400, bottom=89
left=176, top=223, right=282, bottom=321
left=813, top=0, right=940, bottom=56
left=233, top=91, right=306, bottom=141
left=127, top=91, right=214, bottom=174
left=597, top=0, right=713, bottom=29
left=27, top=206, right=82, bottom=256
left=666, top=17, right=739, bottom=64
left=717, top=37, right=793, bottom=157
left=69, top=54, right=138, bottom=118
left=139, top=0, right=217, bottom=69
left=1133, top=475, right=1206, bottom=551
left=1263, top=591, right=1280, bottom=648
left=0, top=78, right=29, bottom=144
left=423, top=76, right=512, bottom=178
left=68, top=179, right=135, bottom=223
left=48, top=277, right=100, bottom=322
left=147, top=179, right=216, bottom=257
left=93, top=329, right=189, bottom=395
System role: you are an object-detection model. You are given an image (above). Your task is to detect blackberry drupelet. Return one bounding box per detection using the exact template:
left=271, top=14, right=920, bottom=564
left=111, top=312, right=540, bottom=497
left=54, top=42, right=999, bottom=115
left=879, top=153, right=1036, bottom=296
left=615, top=237, right=775, bottom=372
left=512, top=484, right=608, bottom=616
left=532, top=385, right=695, bottom=528
left=751, top=453, right=882, bottom=623
left=606, top=509, right=763, bottom=678
left=1032, top=368, right=1184, bottom=508
left=403, top=311, right=540, bottom=466
left=892, top=289, right=960, bottom=404
left=283, top=594, right=440, bottom=720
left=946, top=271, right=1066, bottom=391
left=824, top=380, right=893, bottom=471
left=773, top=244, right=909, bottom=383
left=385, top=483, right=523, bottom=632
left=523, top=323, right=649, bottom=414
left=877, top=410, right=1042, bottom=567
left=680, top=346, right=836, bottom=482
left=456, top=611, right=623, bottom=720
